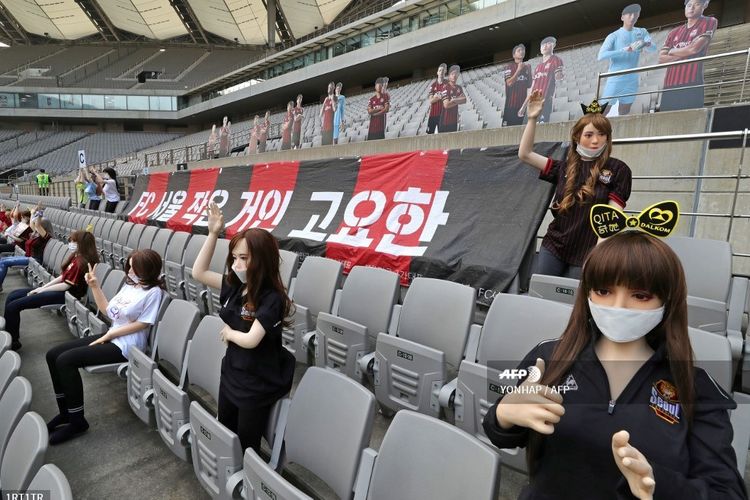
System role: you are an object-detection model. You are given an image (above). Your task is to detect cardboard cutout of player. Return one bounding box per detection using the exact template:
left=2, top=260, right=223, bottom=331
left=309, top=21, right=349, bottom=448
left=258, top=110, right=270, bottom=153
left=281, top=101, right=293, bottom=151
left=292, top=94, right=304, bottom=149
left=333, top=82, right=346, bottom=145
left=367, top=78, right=389, bottom=141
left=207, top=124, right=217, bottom=158
left=218, top=116, right=231, bottom=157
left=502, top=45, right=532, bottom=126
left=521, top=36, right=564, bottom=123
left=427, top=63, right=447, bottom=134
left=248, top=115, right=259, bottom=155
left=597, top=4, right=655, bottom=115
left=441, top=65, right=466, bottom=133
left=320, top=81, right=336, bottom=146
left=658, top=0, right=717, bottom=111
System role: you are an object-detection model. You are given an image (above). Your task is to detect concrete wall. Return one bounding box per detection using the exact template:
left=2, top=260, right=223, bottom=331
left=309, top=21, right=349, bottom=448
left=149, top=108, right=749, bottom=274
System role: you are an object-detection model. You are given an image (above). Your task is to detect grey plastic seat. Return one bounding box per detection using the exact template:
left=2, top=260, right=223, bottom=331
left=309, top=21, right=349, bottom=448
left=364, top=277, right=475, bottom=418
left=0, top=377, right=32, bottom=463
left=0, top=350, right=21, bottom=398
left=452, top=294, right=572, bottom=472
left=354, top=410, right=500, bottom=500
left=666, top=236, right=748, bottom=360
left=134, top=225, right=159, bottom=254
left=27, top=464, right=73, bottom=500
left=128, top=299, right=201, bottom=427
left=109, top=221, right=134, bottom=268
left=179, top=234, right=208, bottom=310
left=164, top=231, right=192, bottom=298
left=79, top=269, right=126, bottom=338
left=199, top=237, right=229, bottom=315
left=0, top=412, right=47, bottom=492
left=0, top=331, right=10, bottom=358
left=279, top=249, right=298, bottom=290
left=315, top=266, right=399, bottom=380
left=64, top=262, right=111, bottom=337
left=688, top=327, right=750, bottom=477
left=236, top=367, right=376, bottom=500
left=240, top=451, right=312, bottom=500
left=152, top=315, right=226, bottom=461
left=283, top=256, right=342, bottom=363
left=528, top=273, right=579, bottom=305
left=116, top=222, right=144, bottom=269
left=100, top=219, right=125, bottom=263
left=151, top=228, right=175, bottom=272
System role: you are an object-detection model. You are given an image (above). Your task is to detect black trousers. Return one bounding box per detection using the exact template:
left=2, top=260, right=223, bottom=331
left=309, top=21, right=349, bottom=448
left=105, top=200, right=118, bottom=213
left=46, top=334, right=126, bottom=411
left=88, top=199, right=101, bottom=211
left=217, top=389, right=273, bottom=454
left=426, top=115, right=441, bottom=134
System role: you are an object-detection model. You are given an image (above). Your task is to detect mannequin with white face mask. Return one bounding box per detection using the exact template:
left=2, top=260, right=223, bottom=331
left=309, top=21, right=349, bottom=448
left=517, top=94, right=633, bottom=279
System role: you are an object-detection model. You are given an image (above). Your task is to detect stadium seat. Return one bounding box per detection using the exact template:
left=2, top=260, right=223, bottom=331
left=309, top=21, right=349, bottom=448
left=149, top=228, right=175, bottom=272
left=0, top=351, right=21, bottom=398
left=164, top=231, right=193, bottom=298
left=152, top=315, right=226, bottom=461
left=235, top=367, right=376, bottom=500
left=199, top=237, right=229, bottom=315
left=127, top=299, right=201, bottom=427
left=279, top=249, right=298, bottom=291
left=362, top=277, right=476, bottom=418
left=79, top=270, right=126, bottom=338
left=101, top=219, right=125, bottom=264
left=452, top=294, right=571, bottom=472
left=314, top=266, right=399, bottom=381
left=282, top=256, right=342, bottom=364
left=666, top=236, right=749, bottom=360
left=0, top=377, right=32, bottom=463
left=115, top=222, right=143, bottom=269
left=63, top=262, right=111, bottom=337
left=0, top=412, right=47, bottom=492
left=353, top=410, right=500, bottom=500
left=528, top=273, right=579, bottom=305
left=27, top=464, right=73, bottom=500
left=0, top=331, right=10, bottom=357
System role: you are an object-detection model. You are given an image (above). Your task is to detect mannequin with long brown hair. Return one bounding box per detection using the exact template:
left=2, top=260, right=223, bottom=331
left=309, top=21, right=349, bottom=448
left=518, top=90, right=633, bottom=278
left=483, top=232, right=746, bottom=499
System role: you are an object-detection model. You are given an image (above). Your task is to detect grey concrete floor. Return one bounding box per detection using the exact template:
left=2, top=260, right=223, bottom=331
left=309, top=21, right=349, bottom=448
left=4, top=269, right=748, bottom=499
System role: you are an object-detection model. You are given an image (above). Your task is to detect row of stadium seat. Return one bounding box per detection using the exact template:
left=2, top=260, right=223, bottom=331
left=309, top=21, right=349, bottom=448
left=0, top=344, right=72, bottom=498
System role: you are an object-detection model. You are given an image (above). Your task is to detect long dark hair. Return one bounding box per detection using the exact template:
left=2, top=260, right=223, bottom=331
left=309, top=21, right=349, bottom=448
left=63, top=230, right=99, bottom=272
left=557, top=113, right=613, bottom=213
left=125, top=249, right=166, bottom=290
left=225, top=229, right=293, bottom=328
left=103, top=167, right=119, bottom=190
left=526, top=231, right=694, bottom=474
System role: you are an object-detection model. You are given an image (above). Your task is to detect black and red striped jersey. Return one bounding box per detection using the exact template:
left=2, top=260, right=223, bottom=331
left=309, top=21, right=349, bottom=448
left=428, top=80, right=447, bottom=118
left=368, top=94, right=388, bottom=134
left=663, top=16, right=717, bottom=88
left=441, top=83, right=465, bottom=127
left=503, top=62, right=532, bottom=110
left=531, top=55, right=564, bottom=98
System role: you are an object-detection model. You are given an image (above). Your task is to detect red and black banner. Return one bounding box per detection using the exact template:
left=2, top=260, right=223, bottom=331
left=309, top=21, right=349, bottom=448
left=125, top=144, right=561, bottom=304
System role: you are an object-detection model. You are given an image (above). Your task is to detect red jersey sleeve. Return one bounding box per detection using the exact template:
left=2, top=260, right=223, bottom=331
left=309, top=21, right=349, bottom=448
left=62, top=258, right=84, bottom=286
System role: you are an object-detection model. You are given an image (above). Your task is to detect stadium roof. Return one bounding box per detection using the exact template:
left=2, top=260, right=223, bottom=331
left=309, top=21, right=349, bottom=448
left=0, top=0, right=355, bottom=45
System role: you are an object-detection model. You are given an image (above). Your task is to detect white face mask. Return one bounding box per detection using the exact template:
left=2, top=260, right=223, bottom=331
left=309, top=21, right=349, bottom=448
left=68, top=242, right=78, bottom=252
left=576, top=143, right=606, bottom=159
left=232, top=265, right=247, bottom=284
left=128, top=272, right=140, bottom=284
left=588, top=299, right=664, bottom=343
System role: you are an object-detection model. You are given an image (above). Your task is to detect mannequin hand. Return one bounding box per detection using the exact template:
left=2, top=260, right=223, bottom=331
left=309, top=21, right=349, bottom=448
left=526, top=90, right=544, bottom=119
left=206, top=202, right=225, bottom=236
left=495, top=358, right=565, bottom=434
left=612, top=430, right=655, bottom=500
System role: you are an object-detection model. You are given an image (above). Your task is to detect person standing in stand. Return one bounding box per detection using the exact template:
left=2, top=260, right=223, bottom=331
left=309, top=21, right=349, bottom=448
left=258, top=111, right=270, bottom=153
left=333, top=82, right=346, bottom=145
left=281, top=102, right=293, bottom=151
left=219, top=117, right=231, bottom=157
left=440, top=65, right=467, bottom=133
left=292, top=94, right=304, bottom=149
left=658, top=0, right=717, bottom=111
left=320, top=82, right=336, bottom=146
left=247, top=116, right=259, bottom=155
left=367, top=78, right=389, bottom=141
left=427, top=64, right=448, bottom=134
left=502, top=45, right=532, bottom=126
left=207, top=124, right=218, bottom=158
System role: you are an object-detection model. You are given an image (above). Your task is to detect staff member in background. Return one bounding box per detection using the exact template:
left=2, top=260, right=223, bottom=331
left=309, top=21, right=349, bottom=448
left=367, top=78, right=389, bottom=141
left=94, top=167, right=120, bottom=213
left=45, top=250, right=164, bottom=444
left=483, top=231, right=746, bottom=499
left=502, top=44, right=532, bottom=126
left=192, top=202, right=294, bottom=454
left=74, top=169, right=88, bottom=209
left=84, top=168, right=101, bottom=211
left=518, top=94, right=632, bottom=278
left=440, top=65, right=467, bottom=133
left=333, top=82, right=346, bottom=145
left=36, top=169, right=51, bottom=196
left=426, top=64, right=448, bottom=134
left=3, top=229, right=98, bottom=351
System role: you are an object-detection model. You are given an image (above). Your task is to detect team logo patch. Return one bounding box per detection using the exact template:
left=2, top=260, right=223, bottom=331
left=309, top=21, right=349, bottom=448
left=649, top=379, right=681, bottom=424
left=240, top=304, right=255, bottom=322
left=598, top=169, right=612, bottom=184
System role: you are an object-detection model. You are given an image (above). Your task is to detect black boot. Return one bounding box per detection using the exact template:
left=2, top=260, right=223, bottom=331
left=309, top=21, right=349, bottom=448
left=46, top=394, right=69, bottom=432
left=49, top=408, right=89, bottom=445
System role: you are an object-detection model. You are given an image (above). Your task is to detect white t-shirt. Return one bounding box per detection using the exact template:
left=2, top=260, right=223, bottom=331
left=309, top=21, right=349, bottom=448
left=107, top=284, right=163, bottom=359
left=102, top=179, right=120, bottom=202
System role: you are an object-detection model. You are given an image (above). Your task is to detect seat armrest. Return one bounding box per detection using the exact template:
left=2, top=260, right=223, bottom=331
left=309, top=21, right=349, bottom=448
left=438, top=377, right=458, bottom=409
left=353, top=448, right=378, bottom=500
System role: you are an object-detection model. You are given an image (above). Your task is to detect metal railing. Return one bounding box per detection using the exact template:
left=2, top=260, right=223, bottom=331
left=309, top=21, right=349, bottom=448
left=596, top=48, right=750, bottom=106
